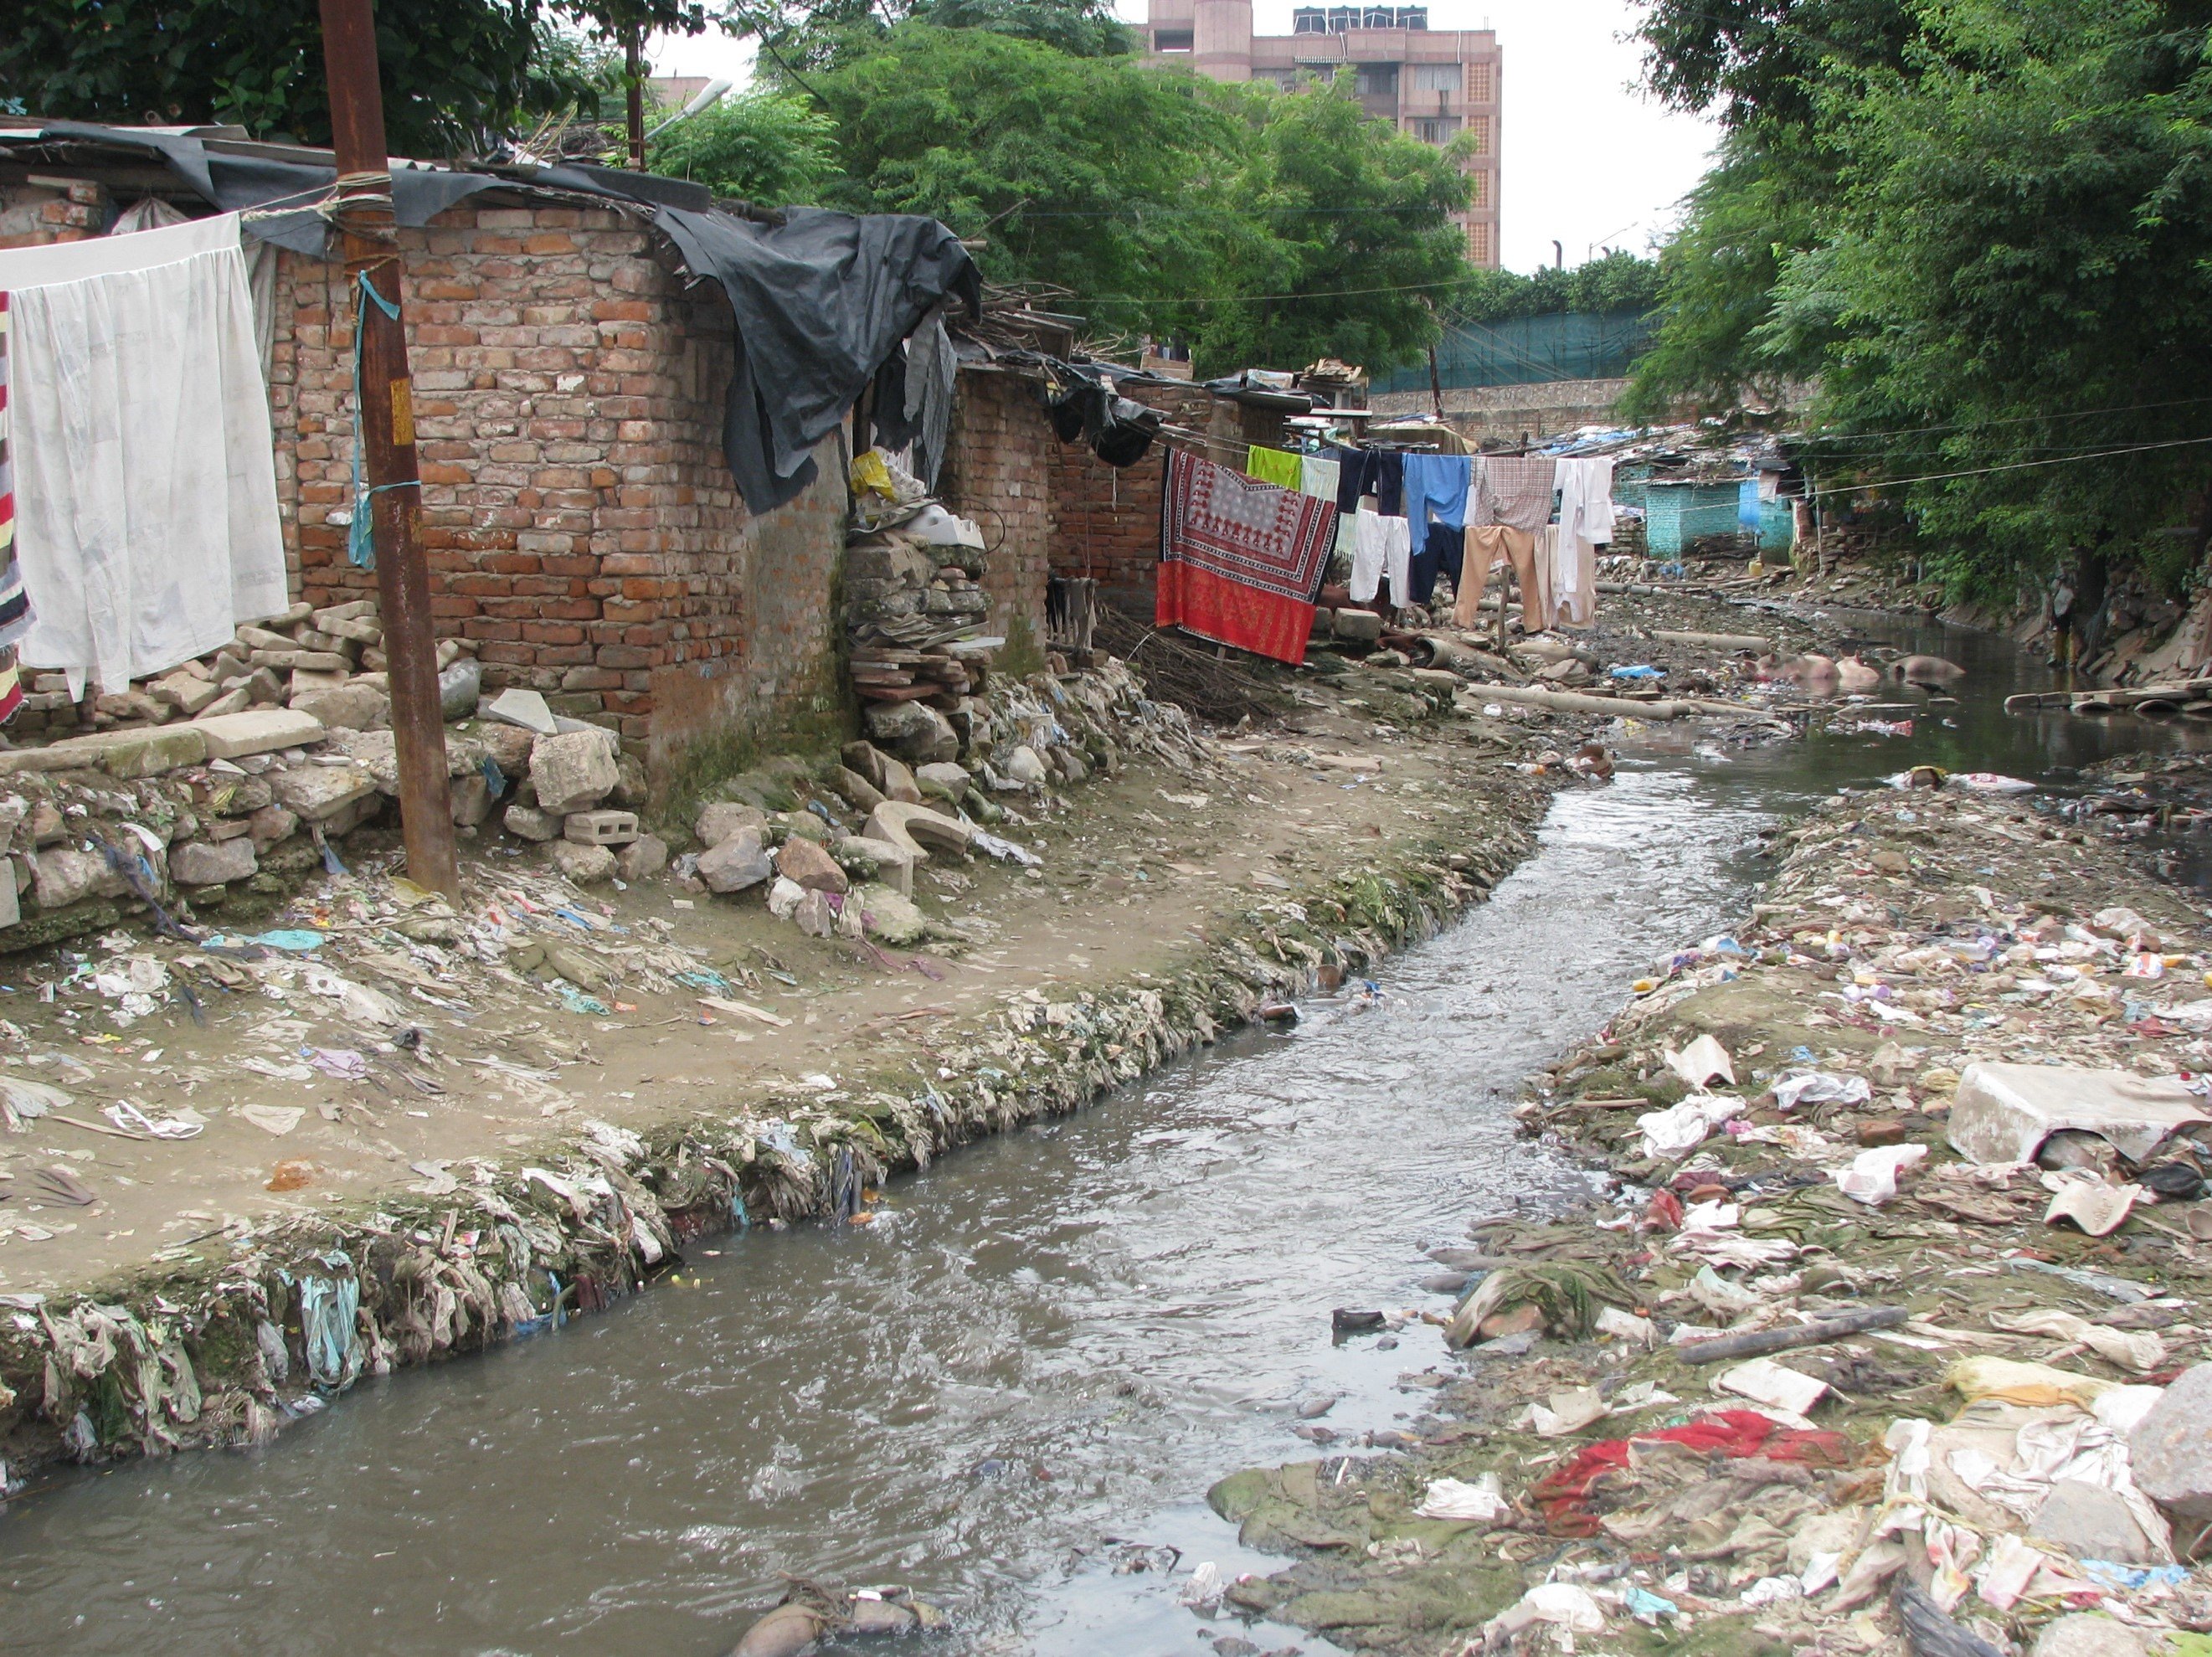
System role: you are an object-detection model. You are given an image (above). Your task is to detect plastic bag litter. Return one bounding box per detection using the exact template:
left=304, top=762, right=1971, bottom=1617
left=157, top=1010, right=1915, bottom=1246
left=2042, top=1175, right=2142, bottom=1238
left=296, top=1252, right=363, bottom=1391
left=1665, top=1033, right=1736, bottom=1088
left=1988, top=1310, right=2164, bottom=1374
left=0, top=1074, right=70, bottom=1130
left=307, top=1047, right=368, bottom=1080
left=971, top=830, right=1042, bottom=867
left=1488, top=1582, right=1606, bottom=1640
left=1530, top=1386, right=1610, bottom=1437
left=303, top=971, right=404, bottom=1027
left=1177, top=1561, right=1223, bottom=1608
left=1946, top=1356, right=2113, bottom=1410
left=1831, top=1142, right=1927, bottom=1204
left=1773, top=1070, right=1872, bottom=1110
left=1716, top=1357, right=1829, bottom=1421
left=1416, top=1471, right=1509, bottom=1521
left=239, top=1104, right=303, bottom=1136
left=105, top=1099, right=203, bottom=1139
left=1638, top=1091, right=1741, bottom=1159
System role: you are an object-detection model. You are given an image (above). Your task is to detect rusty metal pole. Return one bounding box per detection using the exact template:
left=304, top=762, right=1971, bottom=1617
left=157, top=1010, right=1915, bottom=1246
left=317, top=0, right=460, bottom=895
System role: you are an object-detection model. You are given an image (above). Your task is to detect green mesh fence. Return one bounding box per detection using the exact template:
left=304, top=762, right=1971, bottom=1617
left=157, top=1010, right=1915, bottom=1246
left=1376, top=310, right=1655, bottom=393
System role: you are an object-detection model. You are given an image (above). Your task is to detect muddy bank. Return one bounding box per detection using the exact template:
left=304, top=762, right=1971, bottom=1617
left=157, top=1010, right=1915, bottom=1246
left=1208, top=780, right=2212, bottom=1657
left=0, top=661, right=1585, bottom=1486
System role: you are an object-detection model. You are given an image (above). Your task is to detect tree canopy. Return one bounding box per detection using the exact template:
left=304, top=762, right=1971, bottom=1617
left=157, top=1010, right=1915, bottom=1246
left=1627, top=0, right=2212, bottom=599
left=3, top=0, right=698, bottom=157
left=1449, top=250, right=1661, bottom=327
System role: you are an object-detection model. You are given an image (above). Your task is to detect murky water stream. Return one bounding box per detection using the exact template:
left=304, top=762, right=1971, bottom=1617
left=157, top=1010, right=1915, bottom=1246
left=0, top=614, right=2198, bottom=1655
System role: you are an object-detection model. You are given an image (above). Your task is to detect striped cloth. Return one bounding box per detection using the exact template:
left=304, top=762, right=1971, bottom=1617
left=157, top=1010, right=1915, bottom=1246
left=0, top=293, right=27, bottom=722
left=1157, top=449, right=1337, bottom=666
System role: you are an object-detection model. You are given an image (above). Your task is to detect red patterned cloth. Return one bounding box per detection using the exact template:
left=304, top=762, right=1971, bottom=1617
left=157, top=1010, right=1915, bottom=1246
left=1156, top=448, right=1336, bottom=666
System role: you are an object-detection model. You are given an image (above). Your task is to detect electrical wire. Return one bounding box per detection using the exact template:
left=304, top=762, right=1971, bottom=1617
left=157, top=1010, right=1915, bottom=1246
left=1803, top=434, right=2212, bottom=500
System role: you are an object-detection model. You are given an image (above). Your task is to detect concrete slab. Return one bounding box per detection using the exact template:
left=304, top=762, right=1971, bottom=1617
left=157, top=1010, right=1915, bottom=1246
left=193, top=708, right=328, bottom=759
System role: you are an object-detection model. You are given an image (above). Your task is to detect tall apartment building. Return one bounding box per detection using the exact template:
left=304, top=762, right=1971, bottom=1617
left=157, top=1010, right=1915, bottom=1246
left=1139, top=3, right=1500, bottom=266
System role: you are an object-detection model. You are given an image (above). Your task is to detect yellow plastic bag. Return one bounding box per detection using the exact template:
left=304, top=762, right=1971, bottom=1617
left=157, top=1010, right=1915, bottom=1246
left=850, top=447, right=896, bottom=503
left=1944, top=1356, right=2112, bottom=1410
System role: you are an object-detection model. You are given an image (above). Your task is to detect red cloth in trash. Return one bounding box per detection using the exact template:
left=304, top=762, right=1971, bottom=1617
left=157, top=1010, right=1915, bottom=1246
left=1155, top=448, right=1336, bottom=666
left=1529, top=1409, right=1854, bottom=1536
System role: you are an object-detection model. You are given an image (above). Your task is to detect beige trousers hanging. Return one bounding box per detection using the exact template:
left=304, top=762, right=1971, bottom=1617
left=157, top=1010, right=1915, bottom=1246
left=1455, top=524, right=1544, bottom=630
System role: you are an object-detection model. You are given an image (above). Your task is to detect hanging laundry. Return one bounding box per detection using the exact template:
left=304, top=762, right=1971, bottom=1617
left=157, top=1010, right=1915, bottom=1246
left=0, top=289, right=30, bottom=716
left=1408, top=517, right=1464, bottom=607
left=1244, top=444, right=1303, bottom=489
left=1156, top=450, right=1337, bottom=666
left=1472, top=453, right=1559, bottom=534
left=1457, top=525, right=1543, bottom=630
left=1399, top=452, right=1473, bottom=537
left=1299, top=451, right=1340, bottom=506
left=1551, top=456, right=1616, bottom=626
left=1349, top=507, right=1412, bottom=606
left=1327, top=443, right=1368, bottom=515
left=1364, top=449, right=1405, bottom=518
left=1, top=213, right=288, bottom=698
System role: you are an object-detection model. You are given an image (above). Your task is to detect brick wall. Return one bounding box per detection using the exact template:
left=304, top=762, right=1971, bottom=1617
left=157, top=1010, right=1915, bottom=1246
left=937, top=365, right=1052, bottom=643
left=270, top=203, right=847, bottom=777
left=1042, top=380, right=1235, bottom=611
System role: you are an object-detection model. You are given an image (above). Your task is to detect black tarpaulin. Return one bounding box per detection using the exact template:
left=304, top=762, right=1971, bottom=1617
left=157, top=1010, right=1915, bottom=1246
left=653, top=206, right=979, bottom=512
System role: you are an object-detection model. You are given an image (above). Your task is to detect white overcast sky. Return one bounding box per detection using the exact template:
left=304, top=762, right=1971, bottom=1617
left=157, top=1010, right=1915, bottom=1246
left=648, top=0, right=1720, bottom=272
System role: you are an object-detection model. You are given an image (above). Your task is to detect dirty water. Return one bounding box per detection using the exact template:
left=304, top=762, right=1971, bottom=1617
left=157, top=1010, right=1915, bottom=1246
left=0, top=611, right=2189, bottom=1655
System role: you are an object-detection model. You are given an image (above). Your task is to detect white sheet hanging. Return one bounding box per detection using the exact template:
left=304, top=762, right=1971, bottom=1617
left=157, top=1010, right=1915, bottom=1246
left=1551, top=456, right=1615, bottom=627
left=1, top=212, right=289, bottom=697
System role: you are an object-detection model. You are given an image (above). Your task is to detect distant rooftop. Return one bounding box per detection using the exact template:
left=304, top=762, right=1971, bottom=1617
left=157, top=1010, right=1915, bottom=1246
left=1289, top=7, right=1429, bottom=32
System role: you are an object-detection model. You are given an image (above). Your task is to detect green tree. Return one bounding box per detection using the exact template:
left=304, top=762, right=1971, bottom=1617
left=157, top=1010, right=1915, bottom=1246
left=805, top=23, right=1469, bottom=374
left=3, top=0, right=700, bottom=157
left=646, top=89, right=844, bottom=203
left=1181, top=80, right=1474, bottom=374
left=1450, top=250, right=1662, bottom=327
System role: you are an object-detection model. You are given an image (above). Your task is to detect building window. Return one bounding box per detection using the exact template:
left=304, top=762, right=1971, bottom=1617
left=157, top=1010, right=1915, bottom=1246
left=1409, top=63, right=1460, bottom=93
left=1468, top=221, right=1492, bottom=263
left=1398, top=7, right=1428, bottom=28
left=1361, top=6, right=1394, bottom=27
left=1291, top=6, right=1327, bottom=31
left=1259, top=67, right=1304, bottom=89
left=1409, top=116, right=1459, bottom=144
left=1293, top=59, right=1340, bottom=82
left=1467, top=169, right=1488, bottom=206
left=1468, top=60, right=1494, bottom=101
left=1464, top=115, right=1489, bottom=153
left=1355, top=62, right=1398, bottom=97
left=1325, top=5, right=1355, bottom=31
left=1154, top=28, right=1192, bottom=50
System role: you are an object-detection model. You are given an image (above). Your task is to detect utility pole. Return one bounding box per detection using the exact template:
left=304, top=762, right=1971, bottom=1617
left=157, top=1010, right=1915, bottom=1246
left=317, top=0, right=460, bottom=895
left=625, top=25, right=647, bottom=169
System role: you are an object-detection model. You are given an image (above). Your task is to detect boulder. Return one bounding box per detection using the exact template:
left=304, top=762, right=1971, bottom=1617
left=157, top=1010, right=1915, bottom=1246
left=1332, top=608, right=1383, bottom=643
left=244, top=667, right=286, bottom=705
left=846, top=882, right=928, bottom=945
left=31, top=846, right=126, bottom=910
left=169, top=837, right=258, bottom=887
left=550, top=841, right=616, bottom=884
left=528, top=729, right=619, bottom=816
left=696, top=801, right=769, bottom=848
left=615, top=834, right=669, bottom=882
left=2033, top=1618, right=2150, bottom=1657
left=863, top=800, right=973, bottom=863
left=697, top=828, right=774, bottom=894
left=449, top=773, right=493, bottom=827
left=864, top=699, right=959, bottom=764
left=840, top=740, right=887, bottom=790
left=269, top=764, right=377, bottom=823
left=247, top=805, right=299, bottom=848
left=291, top=683, right=390, bottom=731
left=2028, top=1479, right=2165, bottom=1564
left=775, top=835, right=850, bottom=895
left=502, top=804, right=561, bottom=841
left=475, top=723, right=537, bottom=777
left=1000, top=744, right=1049, bottom=786
left=2130, top=1361, right=2212, bottom=1518
left=790, top=888, right=838, bottom=937
left=832, top=765, right=887, bottom=812
left=880, top=755, right=923, bottom=805
left=916, top=761, right=970, bottom=802
left=148, top=671, right=224, bottom=717
left=779, top=810, right=831, bottom=845
left=194, top=685, right=252, bottom=720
